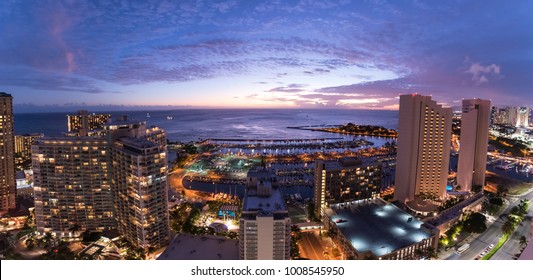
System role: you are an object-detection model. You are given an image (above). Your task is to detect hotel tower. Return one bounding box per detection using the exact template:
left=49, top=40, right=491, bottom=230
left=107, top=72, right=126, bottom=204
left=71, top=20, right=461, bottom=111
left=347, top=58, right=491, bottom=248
left=33, top=115, right=170, bottom=249
left=0, top=92, right=16, bottom=214
left=394, top=94, right=452, bottom=203
left=456, top=99, right=491, bottom=192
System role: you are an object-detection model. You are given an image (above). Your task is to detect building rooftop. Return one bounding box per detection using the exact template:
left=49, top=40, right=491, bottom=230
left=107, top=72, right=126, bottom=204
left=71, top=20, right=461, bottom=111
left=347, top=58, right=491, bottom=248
left=157, top=234, right=239, bottom=260
left=35, top=136, right=106, bottom=144
left=78, top=237, right=120, bottom=260
left=104, top=119, right=146, bottom=127
left=326, top=200, right=432, bottom=257
left=318, top=157, right=379, bottom=170
left=247, top=167, right=276, bottom=180
left=243, top=188, right=286, bottom=213
left=118, top=137, right=160, bottom=148
left=15, top=133, right=43, bottom=137
left=0, top=92, right=12, bottom=97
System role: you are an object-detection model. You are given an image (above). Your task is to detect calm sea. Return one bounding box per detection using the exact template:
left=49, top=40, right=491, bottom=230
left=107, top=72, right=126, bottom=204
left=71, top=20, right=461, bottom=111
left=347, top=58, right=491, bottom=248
left=14, top=109, right=399, bottom=142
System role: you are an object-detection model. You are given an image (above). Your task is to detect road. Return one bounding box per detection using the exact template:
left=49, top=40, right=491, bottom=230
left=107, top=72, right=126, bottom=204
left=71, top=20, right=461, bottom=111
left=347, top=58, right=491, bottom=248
left=491, top=194, right=533, bottom=260
left=444, top=188, right=533, bottom=260
left=9, top=232, right=46, bottom=259
left=299, top=231, right=326, bottom=260
left=298, top=231, right=341, bottom=260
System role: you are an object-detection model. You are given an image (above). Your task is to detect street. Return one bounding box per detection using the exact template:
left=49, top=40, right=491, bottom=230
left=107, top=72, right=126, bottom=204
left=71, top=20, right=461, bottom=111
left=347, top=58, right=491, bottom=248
left=443, top=187, right=533, bottom=260
left=298, top=231, right=339, bottom=260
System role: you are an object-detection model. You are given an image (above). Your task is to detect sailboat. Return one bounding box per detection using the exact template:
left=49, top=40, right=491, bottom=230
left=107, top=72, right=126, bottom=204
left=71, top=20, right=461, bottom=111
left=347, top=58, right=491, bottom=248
left=146, top=113, right=150, bottom=118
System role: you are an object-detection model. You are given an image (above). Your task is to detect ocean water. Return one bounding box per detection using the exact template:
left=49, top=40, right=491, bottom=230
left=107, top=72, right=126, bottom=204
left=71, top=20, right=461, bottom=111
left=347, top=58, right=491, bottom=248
left=14, top=109, right=399, bottom=142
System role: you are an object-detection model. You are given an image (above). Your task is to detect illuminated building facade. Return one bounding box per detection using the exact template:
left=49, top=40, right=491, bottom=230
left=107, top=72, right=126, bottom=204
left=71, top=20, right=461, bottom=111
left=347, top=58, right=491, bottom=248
left=491, top=107, right=508, bottom=125
left=32, top=117, right=170, bottom=249
left=0, top=92, right=16, bottom=214
left=106, top=120, right=170, bottom=249
left=516, top=107, right=529, bottom=127
left=15, top=133, right=43, bottom=158
left=32, top=138, right=114, bottom=237
left=491, top=106, right=530, bottom=127
left=240, top=168, right=291, bottom=260
left=67, top=110, right=111, bottom=135
left=457, top=99, right=491, bottom=192
left=394, top=94, right=452, bottom=203
left=314, top=158, right=381, bottom=217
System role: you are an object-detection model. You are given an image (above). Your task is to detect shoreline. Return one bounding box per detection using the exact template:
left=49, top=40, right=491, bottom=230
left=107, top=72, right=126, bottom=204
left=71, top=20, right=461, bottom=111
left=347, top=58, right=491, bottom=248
left=287, top=125, right=398, bottom=138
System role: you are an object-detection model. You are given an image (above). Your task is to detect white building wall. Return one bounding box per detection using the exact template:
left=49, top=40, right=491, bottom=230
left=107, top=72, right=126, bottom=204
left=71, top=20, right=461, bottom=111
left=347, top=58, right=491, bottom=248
left=256, top=216, right=274, bottom=260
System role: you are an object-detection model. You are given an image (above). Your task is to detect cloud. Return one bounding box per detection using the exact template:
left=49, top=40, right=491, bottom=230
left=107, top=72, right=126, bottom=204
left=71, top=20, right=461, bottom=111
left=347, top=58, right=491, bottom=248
left=267, top=84, right=308, bottom=93
left=1, top=0, right=533, bottom=108
left=303, top=68, right=331, bottom=75
left=464, top=62, right=501, bottom=85
left=0, top=66, right=109, bottom=94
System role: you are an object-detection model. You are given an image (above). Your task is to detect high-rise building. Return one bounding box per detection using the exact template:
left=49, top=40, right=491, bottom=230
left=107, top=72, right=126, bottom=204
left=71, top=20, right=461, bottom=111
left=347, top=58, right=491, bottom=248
left=491, top=107, right=508, bottom=125
left=394, top=94, right=452, bottom=203
left=67, top=110, right=111, bottom=135
left=0, top=92, right=16, bottom=214
left=314, top=157, right=381, bottom=217
left=105, top=119, right=170, bottom=250
left=32, top=138, right=114, bottom=237
left=516, top=107, right=529, bottom=127
left=240, top=167, right=291, bottom=260
left=490, top=106, right=497, bottom=125
left=457, top=99, right=491, bottom=192
left=15, top=133, right=44, bottom=159
left=507, top=107, right=518, bottom=126
left=491, top=106, right=530, bottom=127
left=32, top=116, right=170, bottom=250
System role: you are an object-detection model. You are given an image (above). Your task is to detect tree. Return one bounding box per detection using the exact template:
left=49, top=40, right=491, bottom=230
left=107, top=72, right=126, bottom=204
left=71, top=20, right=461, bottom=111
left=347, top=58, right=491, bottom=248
left=424, top=248, right=437, bottom=259
left=463, top=212, right=487, bottom=233
left=25, top=238, right=35, bottom=249
left=489, top=197, right=504, bottom=206
left=82, top=230, right=101, bottom=243
left=472, top=185, right=483, bottom=193
left=332, top=248, right=341, bottom=257
left=519, top=236, right=528, bottom=247
left=0, top=233, right=13, bottom=254
left=496, top=185, right=509, bottom=197
left=40, top=241, right=76, bottom=260
left=518, top=200, right=530, bottom=216
left=414, top=248, right=424, bottom=259
left=69, top=224, right=81, bottom=237
left=291, top=225, right=302, bottom=241
left=502, top=220, right=516, bottom=236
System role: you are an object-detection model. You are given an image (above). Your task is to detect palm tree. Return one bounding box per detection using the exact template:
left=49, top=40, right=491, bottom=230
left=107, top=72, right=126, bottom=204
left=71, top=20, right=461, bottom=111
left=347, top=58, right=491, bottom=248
left=519, top=236, right=528, bottom=247
left=69, top=224, right=81, bottom=237
left=414, top=248, right=424, bottom=259
left=425, top=248, right=437, bottom=259
left=501, top=220, right=515, bottom=236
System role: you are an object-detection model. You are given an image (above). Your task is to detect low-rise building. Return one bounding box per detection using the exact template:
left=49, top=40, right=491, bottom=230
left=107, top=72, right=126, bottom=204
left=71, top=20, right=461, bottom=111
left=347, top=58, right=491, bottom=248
left=157, top=234, right=239, bottom=260
left=323, top=198, right=439, bottom=260
left=314, top=157, right=381, bottom=217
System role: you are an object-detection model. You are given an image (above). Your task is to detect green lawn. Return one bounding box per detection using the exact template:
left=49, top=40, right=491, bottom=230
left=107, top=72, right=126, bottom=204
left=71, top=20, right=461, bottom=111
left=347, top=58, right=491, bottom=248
left=482, top=233, right=509, bottom=260
left=507, top=183, right=533, bottom=196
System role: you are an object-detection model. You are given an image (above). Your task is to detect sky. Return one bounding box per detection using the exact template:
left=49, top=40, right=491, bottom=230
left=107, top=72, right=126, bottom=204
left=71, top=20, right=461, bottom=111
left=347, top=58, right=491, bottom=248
left=1, top=0, right=533, bottom=112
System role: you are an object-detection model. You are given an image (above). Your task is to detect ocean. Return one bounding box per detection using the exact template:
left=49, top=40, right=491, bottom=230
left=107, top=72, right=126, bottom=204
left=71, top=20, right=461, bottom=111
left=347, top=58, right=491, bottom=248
left=14, top=109, right=399, bottom=142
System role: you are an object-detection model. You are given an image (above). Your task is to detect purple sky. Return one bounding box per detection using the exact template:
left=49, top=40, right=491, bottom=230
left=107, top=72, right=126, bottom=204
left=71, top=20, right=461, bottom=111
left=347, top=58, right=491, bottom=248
left=1, top=0, right=532, bottom=112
